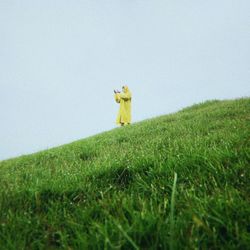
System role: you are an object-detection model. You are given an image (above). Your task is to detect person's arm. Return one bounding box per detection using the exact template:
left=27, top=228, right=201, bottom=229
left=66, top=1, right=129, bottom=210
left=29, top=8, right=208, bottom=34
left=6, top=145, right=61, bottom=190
left=120, top=92, right=131, bottom=101
left=114, top=93, right=121, bottom=103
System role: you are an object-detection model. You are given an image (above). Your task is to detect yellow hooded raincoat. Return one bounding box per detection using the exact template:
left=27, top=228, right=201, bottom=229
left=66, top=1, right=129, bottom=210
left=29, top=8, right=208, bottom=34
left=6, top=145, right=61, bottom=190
left=114, top=86, right=132, bottom=125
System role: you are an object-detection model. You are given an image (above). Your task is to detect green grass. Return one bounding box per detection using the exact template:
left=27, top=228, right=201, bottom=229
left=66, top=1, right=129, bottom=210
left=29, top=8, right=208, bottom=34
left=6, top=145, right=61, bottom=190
left=0, top=98, right=250, bottom=249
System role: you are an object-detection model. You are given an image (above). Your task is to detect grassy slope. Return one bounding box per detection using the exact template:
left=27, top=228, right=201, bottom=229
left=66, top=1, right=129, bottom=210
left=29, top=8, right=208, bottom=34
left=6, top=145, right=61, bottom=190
left=0, top=98, right=249, bottom=250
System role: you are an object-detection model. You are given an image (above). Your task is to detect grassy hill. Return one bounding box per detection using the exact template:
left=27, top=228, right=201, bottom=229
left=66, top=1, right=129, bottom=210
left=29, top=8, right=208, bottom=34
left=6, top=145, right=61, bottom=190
left=0, top=98, right=249, bottom=249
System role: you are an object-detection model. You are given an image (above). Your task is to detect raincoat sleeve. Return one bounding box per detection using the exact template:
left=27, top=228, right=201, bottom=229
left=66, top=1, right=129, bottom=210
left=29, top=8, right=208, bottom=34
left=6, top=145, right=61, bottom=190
left=120, top=92, right=131, bottom=101
left=114, top=93, right=121, bottom=103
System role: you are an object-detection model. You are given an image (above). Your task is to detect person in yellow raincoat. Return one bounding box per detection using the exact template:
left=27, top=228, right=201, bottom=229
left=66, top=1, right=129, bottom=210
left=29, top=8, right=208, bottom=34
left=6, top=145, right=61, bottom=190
left=114, top=85, right=132, bottom=126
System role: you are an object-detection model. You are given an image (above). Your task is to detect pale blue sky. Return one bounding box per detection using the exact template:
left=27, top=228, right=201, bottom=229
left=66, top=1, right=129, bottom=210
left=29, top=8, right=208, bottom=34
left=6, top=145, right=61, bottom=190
left=0, top=0, right=249, bottom=160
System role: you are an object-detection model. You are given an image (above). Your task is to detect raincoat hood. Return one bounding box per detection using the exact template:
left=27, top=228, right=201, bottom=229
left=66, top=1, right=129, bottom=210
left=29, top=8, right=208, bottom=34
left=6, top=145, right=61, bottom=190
left=122, top=85, right=130, bottom=93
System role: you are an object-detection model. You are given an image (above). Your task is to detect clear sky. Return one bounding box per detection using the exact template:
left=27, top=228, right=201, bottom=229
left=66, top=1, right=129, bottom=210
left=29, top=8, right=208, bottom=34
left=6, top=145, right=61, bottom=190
left=1, top=0, right=249, bottom=161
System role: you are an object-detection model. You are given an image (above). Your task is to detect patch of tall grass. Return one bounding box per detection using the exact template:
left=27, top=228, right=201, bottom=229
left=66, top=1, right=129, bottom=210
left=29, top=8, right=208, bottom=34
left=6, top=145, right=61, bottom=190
left=0, top=98, right=249, bottom=249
